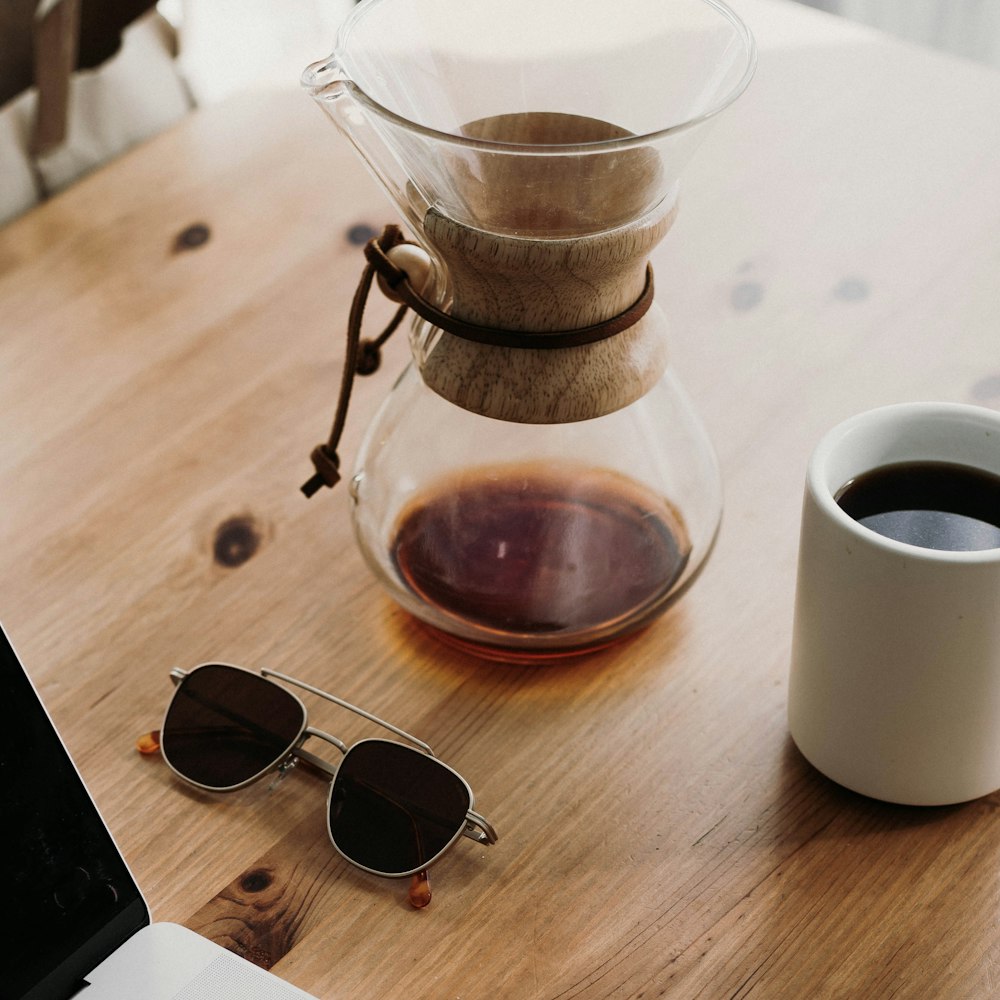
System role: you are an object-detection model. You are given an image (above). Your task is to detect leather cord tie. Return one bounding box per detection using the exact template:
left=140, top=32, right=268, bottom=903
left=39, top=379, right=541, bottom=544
left=302, top=223, right=655, bottom=497
left=301, top=226, right=407, bottom=497
left=365, top=229, right=655, bottom=350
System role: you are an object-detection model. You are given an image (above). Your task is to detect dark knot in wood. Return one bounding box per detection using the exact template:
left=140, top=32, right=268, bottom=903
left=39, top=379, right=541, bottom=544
left=213, top=516, right=262, bottom=568
left=239, top=869, right=273, bottom=893
left=173, top=223, right=211, bottom=252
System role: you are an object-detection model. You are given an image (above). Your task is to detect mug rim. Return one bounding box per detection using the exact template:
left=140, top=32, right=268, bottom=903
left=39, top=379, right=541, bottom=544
left=807, top=401, right=1000, bottom=564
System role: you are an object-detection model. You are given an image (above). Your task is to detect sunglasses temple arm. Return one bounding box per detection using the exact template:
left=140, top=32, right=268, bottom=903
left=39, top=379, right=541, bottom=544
left=463, top=809, right=498, bottom=845
left=260, top=668, right=435, bottom=756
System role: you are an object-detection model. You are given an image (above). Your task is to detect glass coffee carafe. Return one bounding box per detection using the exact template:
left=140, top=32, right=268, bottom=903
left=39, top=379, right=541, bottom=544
left=301, top=0, right=756, bottom=659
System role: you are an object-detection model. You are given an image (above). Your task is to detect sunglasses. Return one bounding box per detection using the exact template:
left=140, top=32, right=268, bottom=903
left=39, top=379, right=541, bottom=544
left=153, top=663, right=497, bottom=894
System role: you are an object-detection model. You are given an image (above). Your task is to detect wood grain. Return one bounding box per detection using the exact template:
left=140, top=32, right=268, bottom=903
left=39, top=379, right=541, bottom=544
left=3, top=2, right=1000, bottom=996
left=419, top=201, right=675, bottom=423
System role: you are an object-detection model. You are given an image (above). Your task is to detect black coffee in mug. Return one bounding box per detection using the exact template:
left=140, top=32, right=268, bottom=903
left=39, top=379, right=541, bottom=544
left=835, top=460, right=1000, bottom=551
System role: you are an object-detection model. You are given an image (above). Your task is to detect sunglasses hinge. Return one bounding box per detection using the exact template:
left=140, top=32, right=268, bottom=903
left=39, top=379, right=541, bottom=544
left=463, top=809, right=499, bottom=845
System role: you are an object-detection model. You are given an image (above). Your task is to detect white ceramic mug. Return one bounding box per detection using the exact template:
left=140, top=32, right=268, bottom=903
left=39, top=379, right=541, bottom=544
left=788, top=402, right=1000, bottom=805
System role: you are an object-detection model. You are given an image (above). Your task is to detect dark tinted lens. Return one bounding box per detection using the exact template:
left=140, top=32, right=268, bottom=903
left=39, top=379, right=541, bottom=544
left=329, top=741, right=472, bottom=875
left=162, top=664, right=305, bottom=789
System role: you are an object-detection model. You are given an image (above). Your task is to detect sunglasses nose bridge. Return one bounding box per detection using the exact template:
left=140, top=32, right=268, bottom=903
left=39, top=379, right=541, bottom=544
left=261, top=668, right=435, bottom=755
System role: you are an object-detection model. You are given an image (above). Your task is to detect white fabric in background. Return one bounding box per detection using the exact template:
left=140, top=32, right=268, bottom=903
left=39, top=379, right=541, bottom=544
left=35, top=10, right=192, bottom=195
left=0, top=8, right=191, bottom=227
left=0, top=90, right=41, bottom=226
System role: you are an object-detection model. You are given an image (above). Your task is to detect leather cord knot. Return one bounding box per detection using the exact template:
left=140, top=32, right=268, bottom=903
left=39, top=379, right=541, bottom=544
left=304, top=444, right=341, bottom=494
left=364, top=230, right=409, bottom=290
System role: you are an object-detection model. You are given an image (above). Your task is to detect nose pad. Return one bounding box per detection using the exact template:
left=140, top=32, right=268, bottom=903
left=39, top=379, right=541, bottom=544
left=268, top=755, right=298, bottom=791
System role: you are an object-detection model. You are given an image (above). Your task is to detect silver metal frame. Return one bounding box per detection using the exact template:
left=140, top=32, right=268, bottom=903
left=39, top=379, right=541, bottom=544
left=160, top=662, right=497, bottom=879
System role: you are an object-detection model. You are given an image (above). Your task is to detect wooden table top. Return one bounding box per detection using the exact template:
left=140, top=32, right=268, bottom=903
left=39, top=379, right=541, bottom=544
left=3, top=1, right=1000, bottom=996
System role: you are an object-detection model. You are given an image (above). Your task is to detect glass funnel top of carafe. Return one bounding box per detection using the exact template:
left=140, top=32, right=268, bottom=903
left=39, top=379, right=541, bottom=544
left=303, top=0, right=756, bottom=239
left=303, top=0, right=756, bottom=422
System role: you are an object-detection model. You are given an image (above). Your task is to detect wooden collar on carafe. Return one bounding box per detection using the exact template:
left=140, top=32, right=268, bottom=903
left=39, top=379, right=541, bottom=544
left=368, top=224, right=655, bottom=349
left=301, top=223, right=656, bottom=498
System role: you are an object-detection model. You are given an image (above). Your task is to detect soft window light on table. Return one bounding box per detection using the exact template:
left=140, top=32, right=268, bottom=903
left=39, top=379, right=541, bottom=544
left=793, top=0, right=1000, bottom=69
